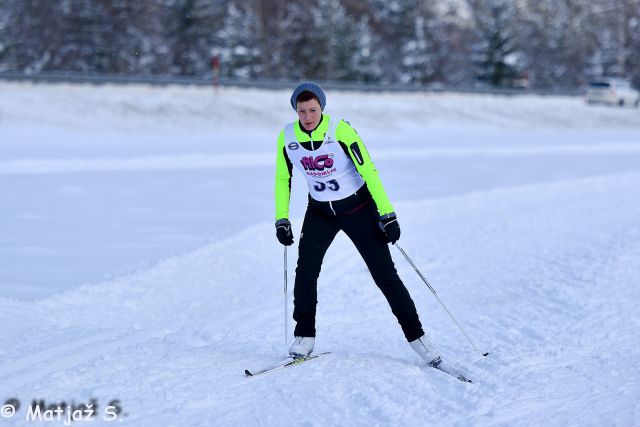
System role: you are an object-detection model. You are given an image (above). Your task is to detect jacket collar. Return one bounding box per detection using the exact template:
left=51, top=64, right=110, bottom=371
left=295, top=114, right=328, bottom=141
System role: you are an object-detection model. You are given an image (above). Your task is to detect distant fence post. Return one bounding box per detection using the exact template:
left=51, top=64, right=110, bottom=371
left=211, top=56, right=220, bottom=92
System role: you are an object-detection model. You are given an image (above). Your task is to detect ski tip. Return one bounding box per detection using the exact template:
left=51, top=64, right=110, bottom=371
left=244, top=369, right=254, bottom=377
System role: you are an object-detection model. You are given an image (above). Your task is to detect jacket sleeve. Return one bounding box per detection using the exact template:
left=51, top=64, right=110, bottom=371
left=336, top=120, right=394, bottom=216
left=275, top=130, right=293, bottom=220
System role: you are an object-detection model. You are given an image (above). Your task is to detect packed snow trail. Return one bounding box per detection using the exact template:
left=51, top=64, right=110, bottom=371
left=1, top=170, right=639, bottom=426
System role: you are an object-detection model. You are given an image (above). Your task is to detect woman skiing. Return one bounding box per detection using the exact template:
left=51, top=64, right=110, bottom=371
left=274, top=82, right=440, bottom=366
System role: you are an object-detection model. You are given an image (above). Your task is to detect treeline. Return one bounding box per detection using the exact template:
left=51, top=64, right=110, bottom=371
left=1, top=0, right=639, bottom=89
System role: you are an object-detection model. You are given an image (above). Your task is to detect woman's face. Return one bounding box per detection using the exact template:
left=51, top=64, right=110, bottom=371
left=296, top=98, right=322, bottom=131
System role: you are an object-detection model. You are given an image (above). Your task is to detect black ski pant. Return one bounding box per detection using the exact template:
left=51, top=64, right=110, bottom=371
left=292, top=201, right=425, bottom=342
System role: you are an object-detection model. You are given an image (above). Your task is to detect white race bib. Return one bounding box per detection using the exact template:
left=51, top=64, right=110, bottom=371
left=284, top=117, right=364, bottom=201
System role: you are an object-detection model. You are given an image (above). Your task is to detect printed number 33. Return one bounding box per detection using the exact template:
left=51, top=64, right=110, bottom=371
left=314, top=179, right=340, bottom=192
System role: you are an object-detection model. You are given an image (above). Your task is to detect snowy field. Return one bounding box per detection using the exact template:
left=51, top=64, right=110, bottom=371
left=0, top=81, right=639, bottom=426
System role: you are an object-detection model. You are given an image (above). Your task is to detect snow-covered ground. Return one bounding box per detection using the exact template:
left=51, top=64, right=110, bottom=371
left=0, top=82, right=639, bottom=426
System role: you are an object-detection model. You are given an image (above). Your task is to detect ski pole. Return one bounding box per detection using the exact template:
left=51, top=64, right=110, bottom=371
left=395, top=244, right=489, bottom=357
left=284, top=246, right=288, bottom=345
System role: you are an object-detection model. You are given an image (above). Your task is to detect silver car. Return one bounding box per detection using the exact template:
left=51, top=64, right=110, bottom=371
left=586, top=78, right=640, bottom=107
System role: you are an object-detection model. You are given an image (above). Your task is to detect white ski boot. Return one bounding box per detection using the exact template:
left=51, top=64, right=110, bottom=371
left=409, top=335, right=442, bottom=367
left=288, top=336, right=315, bottom=358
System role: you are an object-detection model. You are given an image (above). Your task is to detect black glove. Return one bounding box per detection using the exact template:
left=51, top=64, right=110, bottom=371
left=379, top=212, right=400, bottom=244
left=275, top=219, right=294, bottom=246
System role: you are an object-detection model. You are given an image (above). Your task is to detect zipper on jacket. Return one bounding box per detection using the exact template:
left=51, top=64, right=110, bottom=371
left=328, top=200, right=336, bottom=216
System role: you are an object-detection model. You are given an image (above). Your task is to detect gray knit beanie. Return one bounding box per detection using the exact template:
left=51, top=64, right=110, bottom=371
left=290, top=82, right=326, bottom=111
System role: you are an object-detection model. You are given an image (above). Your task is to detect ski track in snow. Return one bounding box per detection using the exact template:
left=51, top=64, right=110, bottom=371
left=1, top=170, right=639, bottom=426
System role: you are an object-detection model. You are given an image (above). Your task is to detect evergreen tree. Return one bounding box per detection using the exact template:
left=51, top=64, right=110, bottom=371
left=430, top=2, right=476, bottom=86
left=276, top=1, right=331, bottom=80
left=471, top=0, right=519, bottom=87
left=368, top=0, right=421, bottom=83
left=215, top=0, right=261, bottom=79
left=313, top=0, right=380, bottom=82
left=516, top=0, right=596, bottom=88
left=253, top=0, right=288, bottom=78
left=0, top=0, right=13, bottom=71
left=350, top=16, right=384, bottom=83
left=0, top=0, right=65, bottom=73
left=401, top=7, right=434, bottom=85
left=625, top=0, right=640, bottom=88
left=164, top=0, right=226, bottom=76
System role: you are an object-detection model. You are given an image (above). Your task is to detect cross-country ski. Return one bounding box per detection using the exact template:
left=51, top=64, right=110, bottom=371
left=245, top=352, right=331, bottom=377
left=427, top=357, right=473, bottom=383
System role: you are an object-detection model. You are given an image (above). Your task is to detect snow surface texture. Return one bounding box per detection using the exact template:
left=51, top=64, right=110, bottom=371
left=0, top=82, right=639, bottom=426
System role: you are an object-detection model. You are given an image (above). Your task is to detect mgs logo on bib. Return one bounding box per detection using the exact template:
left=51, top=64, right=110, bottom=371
left=300, top=155, right=334, bottom=171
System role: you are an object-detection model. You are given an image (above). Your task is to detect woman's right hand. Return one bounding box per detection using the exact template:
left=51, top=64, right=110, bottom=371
left=275, top=219, right=294, bottom=246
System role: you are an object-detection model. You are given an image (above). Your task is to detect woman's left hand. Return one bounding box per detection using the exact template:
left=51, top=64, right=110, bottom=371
left=379, top=214, right=401, bottom=244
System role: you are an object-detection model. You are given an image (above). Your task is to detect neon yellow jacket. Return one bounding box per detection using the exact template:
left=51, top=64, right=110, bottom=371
left=275, top=114, right=394, bottom=220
